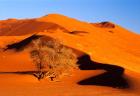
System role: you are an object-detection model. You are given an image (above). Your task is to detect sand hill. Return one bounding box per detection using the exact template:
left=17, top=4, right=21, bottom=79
left=0, top=14, right=140, bottom=96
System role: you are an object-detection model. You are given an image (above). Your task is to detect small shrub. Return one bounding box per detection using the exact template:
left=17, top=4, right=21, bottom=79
left=30, top=39, right=78, bottom=80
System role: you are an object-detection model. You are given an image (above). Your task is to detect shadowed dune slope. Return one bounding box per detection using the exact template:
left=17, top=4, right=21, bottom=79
left=77, top=54, right=129, bottom=89
left=0, top=19, right=69, bottom=36
left=91, top=22, right=115, bottom=28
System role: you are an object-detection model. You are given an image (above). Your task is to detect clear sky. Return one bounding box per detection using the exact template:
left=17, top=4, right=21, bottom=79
left=0, top=0, right=140, bottom=34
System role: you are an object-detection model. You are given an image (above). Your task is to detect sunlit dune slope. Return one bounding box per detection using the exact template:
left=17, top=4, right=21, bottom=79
left=0, top=13, right=140, bottom=73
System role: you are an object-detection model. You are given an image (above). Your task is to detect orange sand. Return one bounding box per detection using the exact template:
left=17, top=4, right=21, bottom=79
left=0, top=14, right=140, bottom=96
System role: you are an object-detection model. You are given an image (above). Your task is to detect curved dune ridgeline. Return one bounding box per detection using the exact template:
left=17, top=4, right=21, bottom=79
left=2, top=34, right=130, bottom=89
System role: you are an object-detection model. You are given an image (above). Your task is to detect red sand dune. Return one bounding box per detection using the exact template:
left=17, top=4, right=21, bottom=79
left=0, top=14, right=140, bottom=96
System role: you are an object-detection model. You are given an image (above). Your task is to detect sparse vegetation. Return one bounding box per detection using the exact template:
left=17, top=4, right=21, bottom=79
left=30, top=38, right=78, bottom=80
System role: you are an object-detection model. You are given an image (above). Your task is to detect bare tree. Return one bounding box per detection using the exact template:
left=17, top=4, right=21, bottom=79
left=30, top=39, right=78, bottom=80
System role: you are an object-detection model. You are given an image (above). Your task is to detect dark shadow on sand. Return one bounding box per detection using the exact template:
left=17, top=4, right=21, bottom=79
left=0, top=71, right=48, bottom=80
left=0, top=71, right=37, bottom=75
left=77, top=54, right=129, bottom=89
left=4, top=34, right=42, bottom=51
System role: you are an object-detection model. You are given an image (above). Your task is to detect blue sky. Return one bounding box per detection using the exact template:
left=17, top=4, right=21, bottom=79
left=0, top=0, right=140, bottom=34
